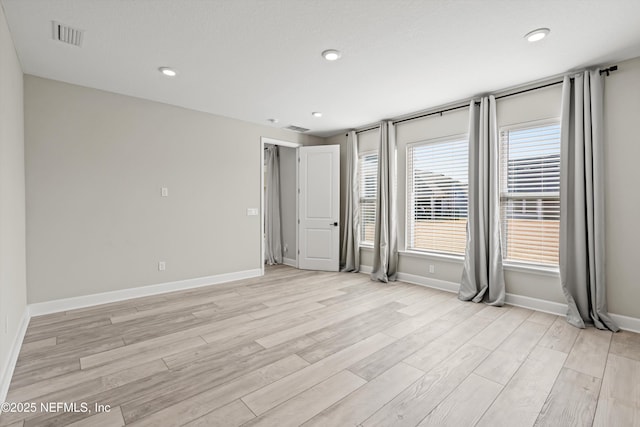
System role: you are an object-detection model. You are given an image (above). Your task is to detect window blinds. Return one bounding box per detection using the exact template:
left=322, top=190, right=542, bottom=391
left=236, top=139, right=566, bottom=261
left=407, top=137, right=468, bottom=255
left=359, top=153, right=378, bottom=245
left=500, top=122, right=561, bottom=266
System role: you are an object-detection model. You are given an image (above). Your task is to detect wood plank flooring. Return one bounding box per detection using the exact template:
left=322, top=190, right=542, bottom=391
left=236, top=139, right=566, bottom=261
left=1, top=265, right=638, bottom=426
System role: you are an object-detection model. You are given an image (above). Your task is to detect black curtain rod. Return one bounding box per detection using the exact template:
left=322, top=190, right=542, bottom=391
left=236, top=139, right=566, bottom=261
left=494, top=80, right=563, bottom=101
left=393, top=103, right=470, bottom=126
left=494, top=66, right=618, bottom=101
left=355, top=126, right=379, bottom=134
left=353, top=65, right=618, bottom=134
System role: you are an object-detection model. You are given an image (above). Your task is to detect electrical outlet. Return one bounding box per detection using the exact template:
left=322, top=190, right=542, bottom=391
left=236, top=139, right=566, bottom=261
left=158, top=261, right=166, bottom=271
left=161, top=187, right=169, bottom=197
left=428, top=264, right=435, bottom=274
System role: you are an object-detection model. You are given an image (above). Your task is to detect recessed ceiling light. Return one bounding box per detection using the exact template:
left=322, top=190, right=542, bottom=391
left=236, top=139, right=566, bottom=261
left=321, top=49, right=341, bottom=61
left=267, top=118, right=279, bottom=124
left=311, top=112, right=323, bottom=118
left=524, top=28, right=550, bottom=42
left=159, top=67, right=177, bottom=77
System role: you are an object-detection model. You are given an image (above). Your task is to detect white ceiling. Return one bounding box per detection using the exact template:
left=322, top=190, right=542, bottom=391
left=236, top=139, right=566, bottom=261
left=3, top=0, right=640, bottom=137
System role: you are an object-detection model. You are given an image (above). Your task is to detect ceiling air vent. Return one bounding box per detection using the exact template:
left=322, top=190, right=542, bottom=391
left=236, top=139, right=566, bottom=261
left=284, top=125, right=310, bottom=133
left=52, top=21, right=84, bottom=47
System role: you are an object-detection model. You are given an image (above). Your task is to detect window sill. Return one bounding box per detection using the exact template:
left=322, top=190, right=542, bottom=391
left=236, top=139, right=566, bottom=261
left=399, top=250, right=464, bottom=262
left=503, top=262, right=560, bottom=277
left=359, top=243, right=374, bottom=250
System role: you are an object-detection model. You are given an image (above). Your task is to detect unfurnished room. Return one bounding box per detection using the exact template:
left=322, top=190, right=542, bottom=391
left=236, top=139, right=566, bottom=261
left=1, top=1, right=640, bottom=426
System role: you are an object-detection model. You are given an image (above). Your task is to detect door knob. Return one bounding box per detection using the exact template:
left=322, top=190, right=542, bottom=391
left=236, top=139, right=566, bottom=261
left=330, top=222, right=338, bottom=226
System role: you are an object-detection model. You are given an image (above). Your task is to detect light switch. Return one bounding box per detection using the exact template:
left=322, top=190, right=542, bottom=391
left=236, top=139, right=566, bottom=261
left=247, top=208, right=259, bottom=216
left=161, top=187, right=169, bottom=197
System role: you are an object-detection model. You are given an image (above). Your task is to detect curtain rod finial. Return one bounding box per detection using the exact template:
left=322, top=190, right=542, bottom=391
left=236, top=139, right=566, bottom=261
left=600, top=65, right=618, bottom=76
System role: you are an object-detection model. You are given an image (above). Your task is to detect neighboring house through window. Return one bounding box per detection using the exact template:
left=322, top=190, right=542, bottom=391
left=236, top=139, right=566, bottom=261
left=499, top=120, right=561, bottom=267
left=407, top=135, right=468, bottom=255
left=359, top=152, right=378, bottom=245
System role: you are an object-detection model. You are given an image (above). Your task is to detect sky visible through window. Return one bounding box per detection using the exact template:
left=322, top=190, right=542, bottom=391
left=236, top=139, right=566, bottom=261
left=411, top=125, right=560, bottom=185
left=507, top=124, right=560, bottom=159
left=412, top=138, right=468, bottom=184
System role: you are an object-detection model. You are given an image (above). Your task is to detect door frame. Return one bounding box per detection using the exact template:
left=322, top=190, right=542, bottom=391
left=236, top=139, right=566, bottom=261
left=260, top=137, right=302, bottom=276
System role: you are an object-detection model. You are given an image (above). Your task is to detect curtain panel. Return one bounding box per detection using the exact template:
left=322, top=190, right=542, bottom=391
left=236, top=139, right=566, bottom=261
left=264, top=145, right=283, bottom=265
left=371, top=121, right=398, bottom=283
left=459, top=96, right=506, bottom=306
left=559, top=71, right=618, bottom=331
left=341, top=131, right=361, bottom=272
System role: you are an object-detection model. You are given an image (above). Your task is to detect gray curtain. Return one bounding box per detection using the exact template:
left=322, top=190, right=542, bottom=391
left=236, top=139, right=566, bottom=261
left=265, top=145, right=283, bottom=265
left=459, top=96, right=506, bottom=306
left=559, top=71, right=618, bottom=331
left=371, top=121, right=398, bottom=282
left=341, top=131, right=360, bottom=272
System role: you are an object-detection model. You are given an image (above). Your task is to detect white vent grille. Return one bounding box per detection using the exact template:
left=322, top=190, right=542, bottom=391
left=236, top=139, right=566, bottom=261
left=284, top=125, right=310, bottom=133
left=52, top=21, right=84, bottom=47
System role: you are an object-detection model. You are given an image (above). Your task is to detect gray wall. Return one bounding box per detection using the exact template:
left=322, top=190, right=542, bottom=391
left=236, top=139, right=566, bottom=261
left=330, top=56, right=640, bottom=320
left=603, top=57, right=640, bottom=319
left=17, top=52, right=640, bottom=322
left=0, top=4, right=26, bottom=381
left=24, top=76, right=322, bottom=303
left=279, top=146, right=297, bottom=263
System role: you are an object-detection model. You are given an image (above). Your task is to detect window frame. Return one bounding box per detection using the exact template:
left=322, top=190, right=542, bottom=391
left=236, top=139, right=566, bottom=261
left=499, top=118, right=561, bottom=271
left=358, top=150, right=378, bottom=247
left=405, top=133, right=469, bottom=257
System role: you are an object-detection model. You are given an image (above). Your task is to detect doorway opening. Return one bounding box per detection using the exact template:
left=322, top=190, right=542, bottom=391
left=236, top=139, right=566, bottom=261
left=260, top=137, right=301, bottom=275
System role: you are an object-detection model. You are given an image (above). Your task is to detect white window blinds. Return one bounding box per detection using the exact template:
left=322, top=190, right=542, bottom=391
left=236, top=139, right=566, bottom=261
left=359, top=152, right=378, bottom=245
left=407, top=136, right=468, bottom=255
left=500, top=121, right=560, bottom=266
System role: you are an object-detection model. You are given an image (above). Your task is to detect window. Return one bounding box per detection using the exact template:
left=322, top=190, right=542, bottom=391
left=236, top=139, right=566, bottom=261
left=359, top=152, right=378, bottom=245
left=407, top=136, right=468, bottom=255
left=500, top=121, right=560, bottom=266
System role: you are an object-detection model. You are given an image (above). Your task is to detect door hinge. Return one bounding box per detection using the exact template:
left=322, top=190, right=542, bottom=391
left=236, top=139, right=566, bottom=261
left=298, top=219, right=300, bottom=224
left=298, top=188, right=300, bottom=194
left=298, top=250, right=300, bottom=254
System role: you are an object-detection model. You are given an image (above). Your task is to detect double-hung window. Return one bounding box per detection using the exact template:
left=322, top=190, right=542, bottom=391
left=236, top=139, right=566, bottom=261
left=407, top=135, right=468, bottom=255
left=359, top=152, right=378, bottom=245
left=499, top=120, right=561, bottom=267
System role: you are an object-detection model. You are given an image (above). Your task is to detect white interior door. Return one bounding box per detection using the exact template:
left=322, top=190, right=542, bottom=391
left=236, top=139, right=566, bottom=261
left=298, top=145, right=340, bottom=271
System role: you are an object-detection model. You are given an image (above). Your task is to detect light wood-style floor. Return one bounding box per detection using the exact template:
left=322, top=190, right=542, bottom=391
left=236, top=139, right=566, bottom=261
left=1, top=266, right=639, bottom=427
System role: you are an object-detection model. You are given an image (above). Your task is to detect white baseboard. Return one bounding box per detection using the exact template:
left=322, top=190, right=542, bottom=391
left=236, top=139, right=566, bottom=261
left=29, top=269, right=262, bottom=317
left=359, top=264, right=640, bottom=333
left=2, top=268, right=262, bottom=402
left=504, top=293, right=567, bottom=316
left=282, top=257, right=297, bottom=268
left=396, top=272, right=460, bottom=293
left=610, top=313, right=640, bottom=334
left=393, top=270, right=569, bottom=317
left=3, top=265, right=639, bottom=404
left=0, top=308, right=30, bottom=403
left=359, top=265, right=458, bottom=293
left=359, top=265, right=373, bottom=274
